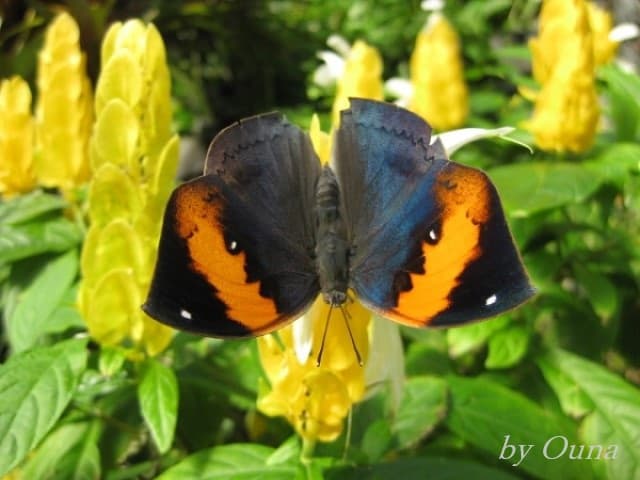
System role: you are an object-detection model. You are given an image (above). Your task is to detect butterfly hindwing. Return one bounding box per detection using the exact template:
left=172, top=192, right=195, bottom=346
left=143, top=113, right=321, bottom=337
left=335, top=99, right=534, bottom=327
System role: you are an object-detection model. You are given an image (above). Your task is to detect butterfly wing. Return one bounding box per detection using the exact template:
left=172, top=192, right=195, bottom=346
left=143, top=113, right=321, bottom=337
left=334, top=98, right=535, bottom=327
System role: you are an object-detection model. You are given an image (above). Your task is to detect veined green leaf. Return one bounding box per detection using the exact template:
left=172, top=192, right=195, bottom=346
left=44, top=283, right=86, bottom=334
left=325, top=456, right=520, bottom=480
left=600, top=64, right=640, bottom=141
left=537, top=349, right=640, bottom=480
left=392, top=376, right=447, bottom=449
left=156, top=444, right=297, bottom=479
left=0, top=218, right=82, bottom=266
left=0, top=190, right=66, bottom=225
left=265, top=436, right=300, bottom=466
left=56, top=421, right=101, bottom=480
left=20, top=421, right=101, bottom=480
left=447, top=315, right=511, bottom=358
left=0, top=338, right=88, bottom=476
left=485, top=325, right=530, bottom=369
left=446, top=375, right=594, bottom=480
left=489, top=162, right=601, bottom=217
left=573, top=266, right=619, bottom=322
left=584, top=143, right=640, bottom=187
left=7, top=250, right=79, bottom=353
left=138, top=358, right=179, bottom=454
left=362, top=420, right=393, bottom=461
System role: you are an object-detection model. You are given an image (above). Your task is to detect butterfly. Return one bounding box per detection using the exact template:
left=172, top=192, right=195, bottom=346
left=143, top=98, right=535, bottom=339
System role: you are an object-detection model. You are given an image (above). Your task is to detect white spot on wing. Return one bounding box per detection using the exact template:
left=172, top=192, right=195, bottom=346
left=180, top=309, right=192, bottom=320
left=428, top=229, right=438, bottom=241
left=230, top=240, right=238, bottom=251
left=485, top=294, right=497, bottom=306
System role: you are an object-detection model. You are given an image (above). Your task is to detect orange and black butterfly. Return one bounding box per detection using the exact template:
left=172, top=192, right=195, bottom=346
left=143, top=99, right=534, bottom=337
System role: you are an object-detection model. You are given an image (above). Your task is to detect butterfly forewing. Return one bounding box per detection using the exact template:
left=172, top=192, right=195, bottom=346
left=143, top=113, right=321, bottom=337
left=334, top=99, right=535, bottom=327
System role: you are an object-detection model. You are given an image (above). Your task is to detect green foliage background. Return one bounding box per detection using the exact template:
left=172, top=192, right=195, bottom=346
left=1, top=1, right=640, bottom=479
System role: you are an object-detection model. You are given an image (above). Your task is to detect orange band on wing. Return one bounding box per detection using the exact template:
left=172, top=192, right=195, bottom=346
left=174, top=182, right=278, bottom=329
left=389, top=166, right=491, bottom=325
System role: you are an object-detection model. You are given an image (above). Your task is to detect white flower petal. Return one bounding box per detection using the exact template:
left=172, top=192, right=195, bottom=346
left=316, top=51, right=345, bottom=80
left=421, top=0, right=445, bottom=12
left=434, top=126, right=517, bottom=156
left=609, top=23, right=640, bottom=43
left=292, top=311, right=314, bottom=364
left=385, top=77, right=414, bottom=102
left=615, top=58, right=637, bottom=74
left=313, top=64, right=336, bottom=88
left=364, top=316, right=405, bottom=411
left=327, top=34, right=351, bottom=57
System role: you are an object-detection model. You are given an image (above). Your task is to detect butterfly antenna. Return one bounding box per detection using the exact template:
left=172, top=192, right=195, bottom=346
left=316, top=304, right=333, bottom=367
left=340, top=305, right=363, bottom=366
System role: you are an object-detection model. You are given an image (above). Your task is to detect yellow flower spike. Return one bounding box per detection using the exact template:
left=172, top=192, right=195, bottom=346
left=299, top=370, right=352, bottom=442
left=527, top=57, right=599, bottom=153
left=586, top=2, right=618, bottom=65
left=409, top=13, right=469, bottom=131
left=139, top=313, right=175, bottom=357
left=331, top=40, right=383, bottom=127
left=530, top=0, right=587, bottom=84
left=257, top=294, right=371, bottom=443
left=257, top=333, right=353, bottom=443
left=148, top=137, right=180, bottom=218
left=112, top=21, right=149, bottom=64
left=95, top=52, right=143, bottom=112
left=87, top=163, right=143, bottom=227
left=35, top=12, right=93, bottom=192
left=91, top=100, right=140, bottom=171
left=0, top=76, right=36, bottom=197
left=80, top=19, right=178, bottom=357
left=526, top=0, right=600, bottom=152
left=145, top=78, right=173, bottom=158
left=307, top=297, right=370, bottom=372
left=80, top=220, right=145, bottom=284
left=85, top=268, right=141, bottom=347
left=309, top=114, right=331, bottom=165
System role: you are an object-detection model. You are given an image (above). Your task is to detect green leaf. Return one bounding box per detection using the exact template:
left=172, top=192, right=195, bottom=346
left=522, top=250, right=563, bottom=294
left=138, top=357, right=179, bottom=454
left=99, top=346, right=128, bottom=377
left=44, top=283, right=86, bottom=334
left=392, top=376, right=447, bottom=449
left=536, top=355, right=594, bottom=418
left=0, top=190, right=66, bottom=225
left=537, top=349, right=640, bottom=480
left=6, top=250, right=79, bottom=353
left=156, top=444, right=297, bottom=479
left=56, top=421, right=101, bottom=480
left=266, top=436, right=300, bottom=466
left=447, top=316, right=511, bottom=357
left=445, top=375, right=593, bottom=480
left=0, top=218, right=82, bottom=265
left=573, top=266, right=619, bottom=321
left=489, top=162, right=601, bottom=217
left=0, top=338, right=88, bottom=477
left=362, top=420, right=392, bottom=461
left=600, top=64, right=640, bottom=141
left=325, top=456, right=521, bottom=480
left=485, top=325, right=529, bottom=369
left=584, top=143, right=640, bottom=186
left=21, top=421, right=101, bottom=480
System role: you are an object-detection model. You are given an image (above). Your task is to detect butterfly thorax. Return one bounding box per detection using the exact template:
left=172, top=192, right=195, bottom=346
left=315, top=166, right=349, bottom=306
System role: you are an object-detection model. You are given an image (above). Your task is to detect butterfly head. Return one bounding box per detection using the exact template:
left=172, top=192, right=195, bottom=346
left=323, top=289, right=348, bottom=307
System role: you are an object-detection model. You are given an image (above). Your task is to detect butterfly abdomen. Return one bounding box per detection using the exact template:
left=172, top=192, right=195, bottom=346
left=315, top=166, right=349, bottom=306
